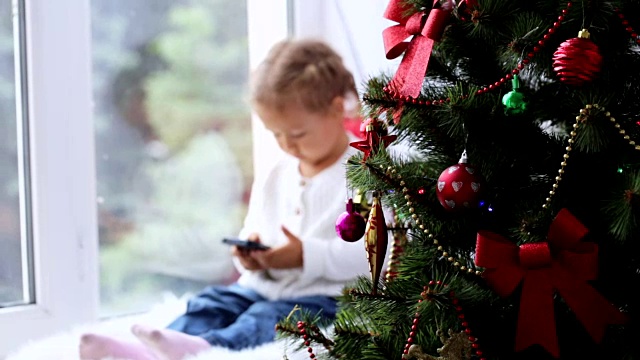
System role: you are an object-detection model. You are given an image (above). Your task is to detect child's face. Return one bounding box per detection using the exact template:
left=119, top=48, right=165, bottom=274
left=256, top=100, right=346, bottom=170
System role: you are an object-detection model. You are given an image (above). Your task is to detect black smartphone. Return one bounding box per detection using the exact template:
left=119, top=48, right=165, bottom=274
left=222, top=238, right=270, bottom=251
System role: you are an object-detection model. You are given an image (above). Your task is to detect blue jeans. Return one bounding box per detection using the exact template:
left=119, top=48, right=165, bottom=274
left=166, top=283, right=337, bottom=350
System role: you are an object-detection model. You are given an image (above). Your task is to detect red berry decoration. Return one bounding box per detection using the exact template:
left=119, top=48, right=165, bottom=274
left=436, top=151, right=483, bottom=211
left=552, top=29, right=602, bottom=86
left=335, top=198, right=366, bottom=242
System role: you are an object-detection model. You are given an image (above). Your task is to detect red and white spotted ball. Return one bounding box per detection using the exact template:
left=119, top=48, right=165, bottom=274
left=436, top=163, right=482, bottom=211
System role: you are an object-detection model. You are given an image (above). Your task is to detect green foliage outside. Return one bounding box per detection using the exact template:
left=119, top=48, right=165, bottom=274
left=145, top=2, right=249, bottom=151
left=92, top=0, right=252, bottom=317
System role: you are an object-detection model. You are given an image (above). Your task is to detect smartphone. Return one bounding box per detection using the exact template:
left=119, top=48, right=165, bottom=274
left=222, top=238, right=270, bottom=251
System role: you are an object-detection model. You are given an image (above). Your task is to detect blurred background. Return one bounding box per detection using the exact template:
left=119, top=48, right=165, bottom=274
left=0, top=0, right=393, bottom=321
left=0, top=1, right=21, bottom=308
left=90, top=0, right=252, bottom=316
left=0, top=0, right=252, bottom=315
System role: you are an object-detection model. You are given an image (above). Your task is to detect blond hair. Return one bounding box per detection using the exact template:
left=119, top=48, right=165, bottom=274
left=250, top=38, right=357, bottom=115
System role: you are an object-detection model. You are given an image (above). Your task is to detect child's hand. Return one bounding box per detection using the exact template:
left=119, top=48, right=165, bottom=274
left=250, top=225, right=303, bottom=269
left=231, top=233, right=265, bottom=271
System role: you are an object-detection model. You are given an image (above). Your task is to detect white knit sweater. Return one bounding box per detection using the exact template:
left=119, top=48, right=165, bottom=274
left=235, top=136, right=371, bottom=300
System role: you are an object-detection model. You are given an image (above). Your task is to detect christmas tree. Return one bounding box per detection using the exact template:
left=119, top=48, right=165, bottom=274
left=276, top=0, right=640, bottom=359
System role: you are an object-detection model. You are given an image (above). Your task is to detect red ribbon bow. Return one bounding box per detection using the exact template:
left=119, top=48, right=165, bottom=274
left=475, top=208, right=627, bottom=358
left=383, top=0, right=451, bottom=98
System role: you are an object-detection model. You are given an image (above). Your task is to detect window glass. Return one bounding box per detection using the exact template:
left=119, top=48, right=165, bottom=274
left=0, top=0, right=31, bottom=308
left=91, top=0, right=252, bottom=317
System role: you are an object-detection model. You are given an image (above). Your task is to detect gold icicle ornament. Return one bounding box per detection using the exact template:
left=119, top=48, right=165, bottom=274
left=364, top=191, right=388, bottom=294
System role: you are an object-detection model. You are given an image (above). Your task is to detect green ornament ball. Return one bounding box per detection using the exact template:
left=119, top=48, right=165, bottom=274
left=502, top=90, right=527, bottom=115
left=502, top=75, right=527, bottom=115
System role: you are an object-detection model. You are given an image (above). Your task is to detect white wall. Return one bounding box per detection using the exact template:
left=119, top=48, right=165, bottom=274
left=294, top=0, right=396, bottom=93
left=246, top=0, right=291, bottom=184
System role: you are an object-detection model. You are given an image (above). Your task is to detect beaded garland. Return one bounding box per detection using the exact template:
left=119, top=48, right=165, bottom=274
left=276, top=321, right=331, bottom=360
left=364, top=2, right=640, bottom=276
left=616, top=9, right=640, bottom=45
left=401, top=280, right=484, bottom=360
left=383, top=2, right=574, bottom=105
left=542, top=104, right=640, bottom=210
left=297, top=321, right=317, bottom=359
left=379, top=163, right=483, bottom=276
left=379, top=103, right=640, bottom=276
left=380, top=5, right=640, bottom=107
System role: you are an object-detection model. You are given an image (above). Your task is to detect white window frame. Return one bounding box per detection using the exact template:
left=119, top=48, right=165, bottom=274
left=0, top=0, right=98, bottom=356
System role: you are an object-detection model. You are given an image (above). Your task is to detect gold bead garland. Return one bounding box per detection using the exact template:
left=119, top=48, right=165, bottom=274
left=604, top=109, right=640, bottom=150
left=383, top=164, right=483, bottom=276
left=377, top=104, right=640, bottom=276
left=541, top=105, right=583, bottom=209
left=543, top=104, right=640, bottom=210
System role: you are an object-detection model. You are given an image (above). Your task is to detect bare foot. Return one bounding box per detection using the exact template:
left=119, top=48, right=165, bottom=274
left=79, top=333, right=156, bottom=360
left=131, top=324, right=211, bottom=360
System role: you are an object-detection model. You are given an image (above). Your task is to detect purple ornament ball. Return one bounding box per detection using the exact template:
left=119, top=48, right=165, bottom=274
left=335, top=211, right=366, bottom=242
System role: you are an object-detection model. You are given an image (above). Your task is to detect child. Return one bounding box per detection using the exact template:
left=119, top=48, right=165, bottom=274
left=79, top=38, right=371, bottom=360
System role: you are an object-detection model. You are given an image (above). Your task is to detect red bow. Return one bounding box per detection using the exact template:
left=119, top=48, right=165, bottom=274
left=475, top=208, right=627, bottom=358
left=383, top=0, right=451, bottom=98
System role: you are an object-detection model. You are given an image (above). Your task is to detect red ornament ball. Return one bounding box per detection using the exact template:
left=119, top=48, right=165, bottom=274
left=335, top=199, right=366, bottom=242
left=436, top=162, right=483, bottom=211
left=552, top=29, right=602, bottom=86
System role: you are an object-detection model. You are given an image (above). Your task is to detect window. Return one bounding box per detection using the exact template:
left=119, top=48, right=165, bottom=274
left=90, top=0, right=295, bottom=318
left=91, top=0, right=254, bottom=317
left=0, top=0, right=32, bottom=309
